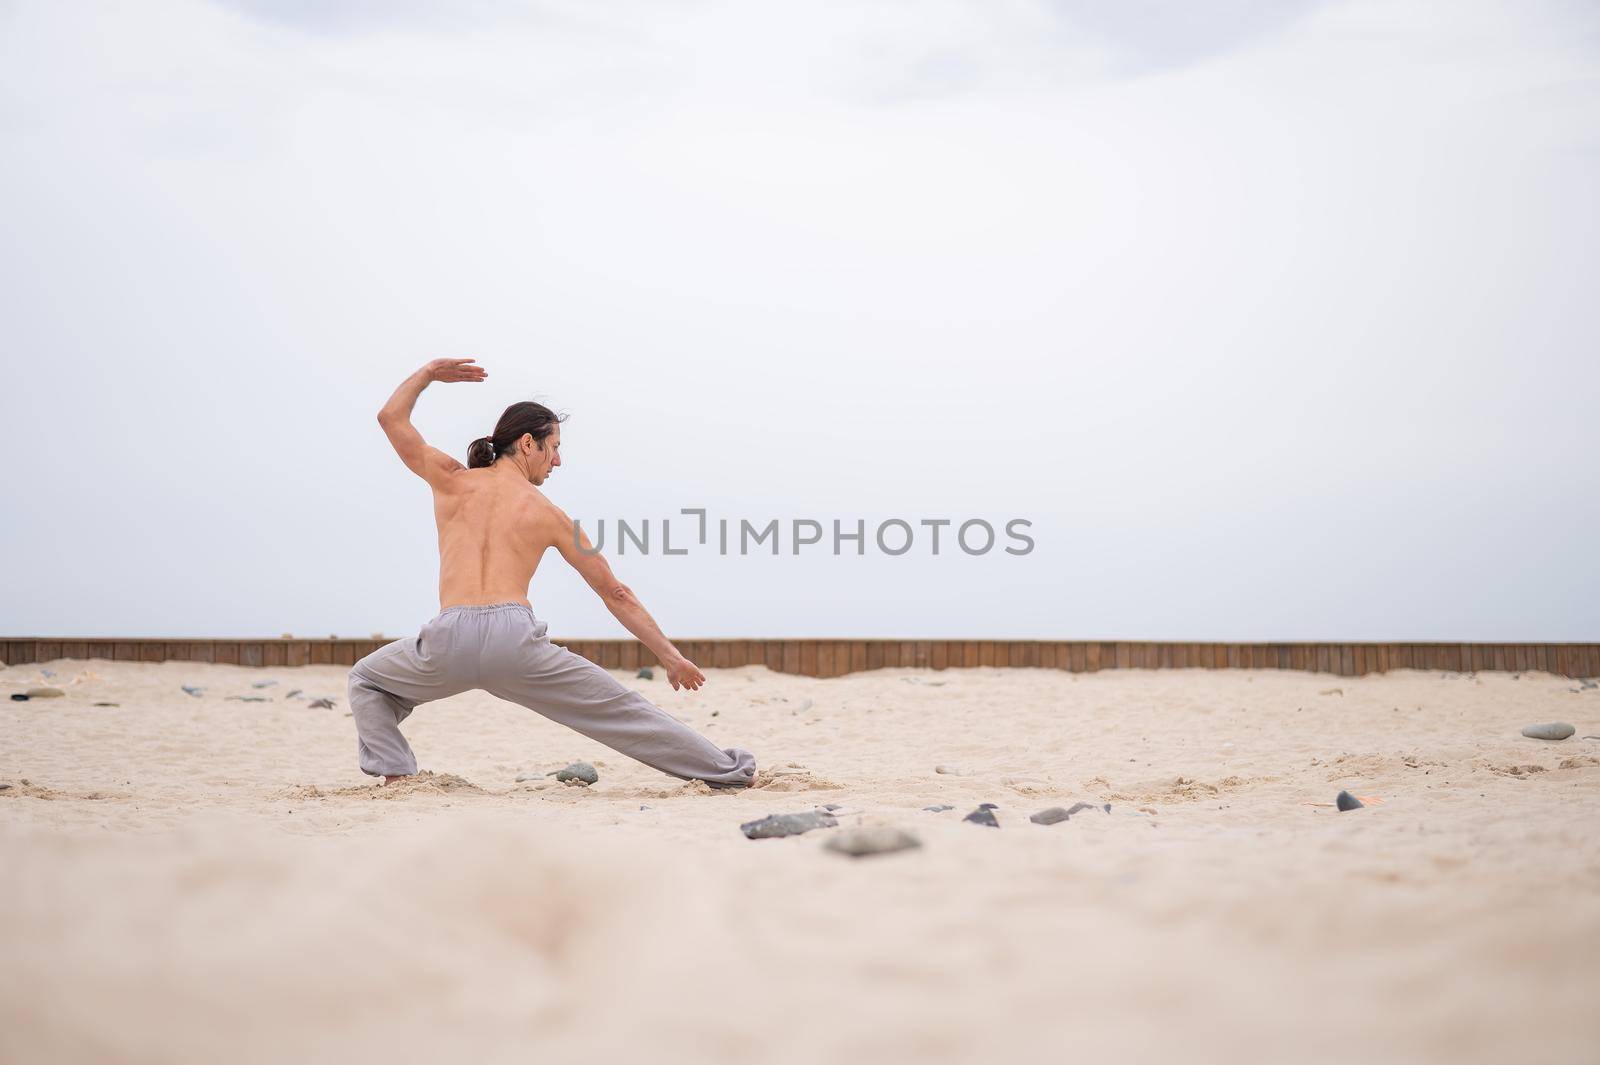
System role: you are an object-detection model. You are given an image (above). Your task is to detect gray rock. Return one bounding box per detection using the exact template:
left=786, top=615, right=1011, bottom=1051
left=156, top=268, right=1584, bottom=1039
left=549, top=761, right=599, bottom=785
left=285, top=689, right=304, bottom=699
left=93, top=702, right=119, bottom=707
left=181, top=686, right=204, bottom=697
left=820, top=803, right=843, bottom=811
left=1030, top=807, right=1072, bottom=825
left=0, top=783, right=10, bottom=791
left=227, top=695, right=270, bottom=703
left=1521, top=722, right=1575, bottom=741
left=922, top=804, right=954, bottom=812
left=251, top=680, right=278, bottom=689
left=824, top=827, right=922, bottom=858
left=963, top=806, right=1000, bottom=828
left=636, top=667, right=654, bottom=680
left=24, top=687, right=64, bottom=698
left=740, top=810, right=838, bottom=839
left=9, top=694, right=27, bottom=702
left=307, top=698, right=336, bottom=709
left=1336, top=790, right=1364, bottom=811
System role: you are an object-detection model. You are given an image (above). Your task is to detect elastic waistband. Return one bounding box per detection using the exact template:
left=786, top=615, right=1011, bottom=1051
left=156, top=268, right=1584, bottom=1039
left=438, top=602, right=534, bottom=616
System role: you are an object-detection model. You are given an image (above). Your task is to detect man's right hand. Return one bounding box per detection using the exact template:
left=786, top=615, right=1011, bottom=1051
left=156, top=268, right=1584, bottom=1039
left=665, top=655, right=707, bottom=692
left=424, top=357, right=487, bottom=384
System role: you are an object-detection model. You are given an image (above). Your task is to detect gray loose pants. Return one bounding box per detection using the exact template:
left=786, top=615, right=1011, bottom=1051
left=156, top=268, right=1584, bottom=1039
left=347, top=602, right=757, bottom=787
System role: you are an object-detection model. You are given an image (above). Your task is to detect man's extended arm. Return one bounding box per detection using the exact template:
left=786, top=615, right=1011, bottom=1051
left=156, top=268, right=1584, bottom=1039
left=554, top=513, right=706, bottom=691
left=377, top=359, right=486, bottom=487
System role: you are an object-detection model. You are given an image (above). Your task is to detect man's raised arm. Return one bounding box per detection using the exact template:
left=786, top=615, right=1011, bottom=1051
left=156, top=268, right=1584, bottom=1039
left=377, top=359, right=487, bottom=488
left=552, top=510, right=707, bottom=692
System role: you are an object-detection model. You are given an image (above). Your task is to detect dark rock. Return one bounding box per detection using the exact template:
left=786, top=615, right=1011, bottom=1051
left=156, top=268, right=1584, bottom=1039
left=181, top=686, right=204, bottom=697
left=549, top=761, right=599, bottom=785
left=251, top=680, right=277, bottom=689
left=285, top=689, right=304, bottom=699
left=1030, top=807, right=1071, bottom=825
left=92, top=702, right=119, bottom=707
left=741, top=810, right=838, bottom=839
left=922, top=804, right=954, bottom=812
left=636, top=667, right=654, bottom=680
left=1521, top=722, right=1575, bottom=741
left=0, top=783, right=10, bottom=791
left=1336, top=790, right=1364, bottom=812
left=9, top=694, right=27, bottom=702
left=227, top=695, right=269, bottom=703
left=25, top=687, right=64, bottom=698
left=963, top=806, right=1000, bottom=828
left=820, top=803, right=843, bottom=811
left=307, top=698, right=336, bottom=709
left=824, top=827, right=922, bottom=858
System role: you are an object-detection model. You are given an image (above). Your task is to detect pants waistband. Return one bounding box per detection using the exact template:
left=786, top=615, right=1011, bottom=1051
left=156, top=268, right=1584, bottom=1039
left=438, top=602, right=534, bottom=616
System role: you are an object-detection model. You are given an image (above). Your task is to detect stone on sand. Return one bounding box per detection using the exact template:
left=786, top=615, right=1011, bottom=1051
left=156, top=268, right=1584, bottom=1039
left=922, top=804, right=954, bottom=812
left=636, top=667, right=654, bottom=680
left=963, top=806, right=1000, bottom=828
left=1521, top=722, right=1575, bottom=741
left=307, top=698, right=336, bottom=709
left=741, top=810, right=838, bottom=840
left=1029, top=807, right=1071, bottom=825
left=824, top=827, right=922, bottom=858
left=549, top=761, right=599, bottom=785
left=1336, top=790, right=1364, bottom=811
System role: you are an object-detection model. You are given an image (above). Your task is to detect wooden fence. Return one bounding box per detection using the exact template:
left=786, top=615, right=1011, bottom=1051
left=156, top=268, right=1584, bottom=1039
left=3, top=639, right=1598, bottom=678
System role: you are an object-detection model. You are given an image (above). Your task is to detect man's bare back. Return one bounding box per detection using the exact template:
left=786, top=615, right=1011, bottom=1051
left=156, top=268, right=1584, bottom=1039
left=376, top=358, right=706, bottom=693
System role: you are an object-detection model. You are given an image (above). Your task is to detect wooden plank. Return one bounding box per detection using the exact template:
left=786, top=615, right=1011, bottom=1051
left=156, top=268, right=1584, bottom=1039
left=930, top=641, right=947, bottom=671
left=800, top=642, right=817, bottom=677
left=214, top=642, right=239, bottom=665
left=816, top=641, right=835, bottom=678
left=865, top=641, right=884, bottom=671
left=960, top=641, right=977, bottom=668
left=1084, top=642, right=1100, bottom=672
left=852, top=642, right=869, bottom=674
left=913, top=642, right=931, bottom=668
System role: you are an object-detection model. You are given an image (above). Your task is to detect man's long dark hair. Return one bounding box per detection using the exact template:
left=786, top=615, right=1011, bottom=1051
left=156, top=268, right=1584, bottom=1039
left=466, top=401, right=565, bottom=468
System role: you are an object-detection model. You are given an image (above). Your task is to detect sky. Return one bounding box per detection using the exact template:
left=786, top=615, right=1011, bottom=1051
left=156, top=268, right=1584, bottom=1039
left=1, top=0, right=1596, bottom=641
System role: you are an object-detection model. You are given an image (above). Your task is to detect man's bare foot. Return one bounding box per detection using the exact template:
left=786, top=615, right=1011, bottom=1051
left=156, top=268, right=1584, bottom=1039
left=382, top=774, right=411, bottom=785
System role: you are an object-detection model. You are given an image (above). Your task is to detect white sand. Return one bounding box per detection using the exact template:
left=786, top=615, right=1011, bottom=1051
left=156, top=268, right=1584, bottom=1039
left=2, top=659, right=1598, bottom=1064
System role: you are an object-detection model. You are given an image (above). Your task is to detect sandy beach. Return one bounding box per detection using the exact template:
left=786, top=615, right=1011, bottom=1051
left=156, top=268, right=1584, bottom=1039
left=2, top=659, right=1597, bottom=1064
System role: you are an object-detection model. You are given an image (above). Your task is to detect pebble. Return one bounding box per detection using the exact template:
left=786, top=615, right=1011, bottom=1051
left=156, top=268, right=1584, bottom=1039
left=934, top=765, right=965, bottom=776
left=740, top=810, right=838, bottom=840
left=251, top=680, right=277, bottom=689
left=922, top=804, right=953, bottom=812
left=93, top=702, right=119, bottom=707
left=1521, top=722, right=1575, bottom=741
left=227, top=695, right=270, bottom=703
left=820, top=803, right=843, bottom=811
left=24, top=687, right=65, bottom=698
left=1030, top=807, right=1071, bottom=825
left=824, top=827, right=922, bottom=858
left=307, top=698, right=336, bottom=709
left=549, top=761, right=599, bottom=785
left=636, top=667, right=654, bottom=680
left=963, top=806, right=1000, bottom=828
left=181, top=686, right=204, bottom=697
left=285, top=689, right=304, bottom=699
left=9, top=694, right=27, bottom=702
left=1336, top=790, right=1364, bottom=812
left=0, top=783, right=10, bottom=791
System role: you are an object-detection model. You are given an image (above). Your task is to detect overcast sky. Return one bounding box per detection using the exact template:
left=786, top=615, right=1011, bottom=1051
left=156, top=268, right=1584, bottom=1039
left=1, top=0, right=1596, bottom=642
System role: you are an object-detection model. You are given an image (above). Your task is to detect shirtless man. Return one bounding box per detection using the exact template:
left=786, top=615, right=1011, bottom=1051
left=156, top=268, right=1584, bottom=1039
left=346, top=357, right=757, bottom=788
